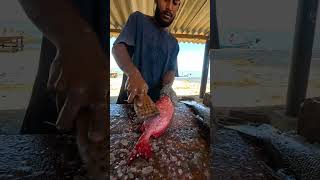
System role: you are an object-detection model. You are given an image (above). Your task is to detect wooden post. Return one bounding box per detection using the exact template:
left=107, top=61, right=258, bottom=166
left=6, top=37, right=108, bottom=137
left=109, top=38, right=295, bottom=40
left=286, top=0, right=319, bottom=116
left=200, top=40, right=210, bottom=98
left=208, top=0, right=220, bottom=99
left=20, top=36, right=24, bottom=51
left=209, top=2, right=220, bottom=178
left=210, top=0, right=220, bottom=49
left=200, top=0, right=221, bottom=99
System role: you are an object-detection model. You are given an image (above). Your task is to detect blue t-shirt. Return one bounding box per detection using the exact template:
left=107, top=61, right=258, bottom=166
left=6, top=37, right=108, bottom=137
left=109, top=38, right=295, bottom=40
left=72, top=0, right=108, bottom=51
left=114, top=11, right=179, bottom=102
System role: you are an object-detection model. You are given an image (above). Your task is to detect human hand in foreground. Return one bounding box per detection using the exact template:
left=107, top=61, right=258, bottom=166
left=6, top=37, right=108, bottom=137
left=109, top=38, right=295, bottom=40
left=47, top=35, right=108, bottom=143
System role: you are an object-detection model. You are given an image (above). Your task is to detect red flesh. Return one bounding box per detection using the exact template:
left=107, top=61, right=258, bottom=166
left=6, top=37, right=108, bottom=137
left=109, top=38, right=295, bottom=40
left=128, top=96, right=174, bottom=164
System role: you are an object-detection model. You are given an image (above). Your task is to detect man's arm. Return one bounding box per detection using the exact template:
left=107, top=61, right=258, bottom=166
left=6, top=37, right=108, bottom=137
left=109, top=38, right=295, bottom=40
left=162, top=42, right=179, bottom=86
left=162, top=70, right=176, bottom=86
left=18, top=0, right=98, bottom=49
left=161, top=70, right=178, bottom=105
left=112, top=43, right=140, bottom=77
left=111, top=12, right=149, bottom=104
left=18, top=0, right=108, bottom=143
left=112, top=43, right=148, bottom=104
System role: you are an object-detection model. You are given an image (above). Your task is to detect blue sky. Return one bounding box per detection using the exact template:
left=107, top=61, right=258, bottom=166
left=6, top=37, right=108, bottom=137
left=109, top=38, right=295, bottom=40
left=110, top=38, right=207, bottom=77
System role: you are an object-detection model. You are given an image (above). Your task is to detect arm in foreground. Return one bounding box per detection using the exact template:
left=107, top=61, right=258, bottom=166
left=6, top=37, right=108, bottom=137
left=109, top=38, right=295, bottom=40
left=18, top=0, right=108, bottom=143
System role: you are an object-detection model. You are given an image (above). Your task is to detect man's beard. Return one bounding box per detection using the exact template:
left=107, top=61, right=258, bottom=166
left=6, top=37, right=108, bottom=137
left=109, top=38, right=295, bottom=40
left=154, top=6, right=174, bottom=28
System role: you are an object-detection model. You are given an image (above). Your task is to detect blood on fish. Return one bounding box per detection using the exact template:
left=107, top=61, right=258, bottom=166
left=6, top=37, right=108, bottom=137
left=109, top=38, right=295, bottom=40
left=128, top=96, right=174, bottom=164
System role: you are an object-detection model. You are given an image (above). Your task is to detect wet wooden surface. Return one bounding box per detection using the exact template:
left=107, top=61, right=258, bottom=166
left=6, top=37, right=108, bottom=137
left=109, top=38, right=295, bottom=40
left=0, top=103, right=284, bottom=179
left=110, top=103, right=210, bottom=179
left=212, top=127, right=277, bottom=180
left=0, top=134, right=86, bottom=180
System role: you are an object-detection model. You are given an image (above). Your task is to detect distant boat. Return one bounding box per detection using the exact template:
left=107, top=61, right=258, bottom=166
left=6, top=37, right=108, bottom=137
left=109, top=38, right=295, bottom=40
left=221, top=32, right=261, bottom=49
left=179, top=72, right=192, bottom=78
left=221, top=39, right=261, bottom=49
left=110, top=72, right=118, bottom=78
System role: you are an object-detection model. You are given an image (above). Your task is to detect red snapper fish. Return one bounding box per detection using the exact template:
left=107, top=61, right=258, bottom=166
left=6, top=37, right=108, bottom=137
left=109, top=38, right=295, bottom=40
left=128, top=95, right=174, bottom=164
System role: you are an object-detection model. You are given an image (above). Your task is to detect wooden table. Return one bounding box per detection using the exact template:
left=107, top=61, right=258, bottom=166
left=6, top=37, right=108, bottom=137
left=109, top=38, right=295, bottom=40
left=0, top=134, right=84, bottom=179
left=110, top=103, right=210, bottom=179
left=0, top=103, right=210, bottom=179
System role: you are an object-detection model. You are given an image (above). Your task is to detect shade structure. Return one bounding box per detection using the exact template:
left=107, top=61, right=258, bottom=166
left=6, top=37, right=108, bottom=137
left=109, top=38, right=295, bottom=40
left=110, top=0, right=210, bottom=44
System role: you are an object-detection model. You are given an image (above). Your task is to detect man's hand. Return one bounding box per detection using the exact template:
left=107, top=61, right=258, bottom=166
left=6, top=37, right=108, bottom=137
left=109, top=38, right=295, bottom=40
left=161, top=71, right=177, bottom=105
left=125, top=70, right=148, bottom=106
left=18, top=0, right=108, bottom=142
left=112, top=43, right=149, bottom=106
left=160, top=83, right=178, bottom=105
left=48, top=36, right=108, bottom=143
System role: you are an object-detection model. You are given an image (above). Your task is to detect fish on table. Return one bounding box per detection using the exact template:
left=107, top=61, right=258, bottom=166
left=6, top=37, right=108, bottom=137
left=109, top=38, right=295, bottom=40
left=226, top=124, right=320, bottom=179
left=109, top=99, right=210, bottom=179
left=128, top=95, right=174, bottom=164
left=181, top=100, right=212, bottom=142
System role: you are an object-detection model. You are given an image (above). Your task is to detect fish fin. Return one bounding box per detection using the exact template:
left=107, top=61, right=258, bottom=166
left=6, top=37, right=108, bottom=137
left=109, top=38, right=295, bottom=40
left=140, top=124, right=145, bottom=132
left=128, top=134, right=152, bottom=165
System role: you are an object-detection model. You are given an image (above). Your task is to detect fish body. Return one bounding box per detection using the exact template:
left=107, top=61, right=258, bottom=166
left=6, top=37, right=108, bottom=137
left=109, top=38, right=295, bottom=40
left=226, top=124, right=320, bottom=179
left=129, top=96, right=174, bottom=164
left=182, top=101, right=210, bottom=122
left=182, top=101, right=212, bottom=142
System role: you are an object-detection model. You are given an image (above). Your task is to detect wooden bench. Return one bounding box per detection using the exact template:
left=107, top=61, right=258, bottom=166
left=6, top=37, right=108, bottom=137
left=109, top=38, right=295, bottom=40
left=0, top=36, right=24, bottom=53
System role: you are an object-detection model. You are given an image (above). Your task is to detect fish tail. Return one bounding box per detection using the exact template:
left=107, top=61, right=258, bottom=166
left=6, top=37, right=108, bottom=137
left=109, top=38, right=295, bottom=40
left=128, top=133, right=152, bottom=165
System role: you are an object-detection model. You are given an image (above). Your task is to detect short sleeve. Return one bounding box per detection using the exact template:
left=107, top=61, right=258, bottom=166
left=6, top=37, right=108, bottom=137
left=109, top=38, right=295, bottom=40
left=113, top=11, right=140, bottom=47
left=167, top=43, right=180, bottom=76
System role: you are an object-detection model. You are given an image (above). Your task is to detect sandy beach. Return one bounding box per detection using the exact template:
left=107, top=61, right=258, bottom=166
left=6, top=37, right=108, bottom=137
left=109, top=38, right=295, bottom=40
left=110, top=76, right=210, bottom=103
left=0, top=48, right=40, bottom=133
left=0, top=49, right=39, bottom=109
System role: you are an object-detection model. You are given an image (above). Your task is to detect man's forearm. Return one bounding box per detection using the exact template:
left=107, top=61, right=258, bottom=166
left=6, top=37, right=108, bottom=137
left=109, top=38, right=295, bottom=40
left=162, top=71, right=175, bottom=86
left=18, top=0, right=98, bottom=49
left=112, top=43, right=140, bottom=76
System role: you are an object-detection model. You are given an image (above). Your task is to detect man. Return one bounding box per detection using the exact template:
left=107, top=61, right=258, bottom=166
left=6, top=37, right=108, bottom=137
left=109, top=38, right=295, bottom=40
left=112, top=0, right=181, bottom=105
left=18, top=0, right=108, bottom=142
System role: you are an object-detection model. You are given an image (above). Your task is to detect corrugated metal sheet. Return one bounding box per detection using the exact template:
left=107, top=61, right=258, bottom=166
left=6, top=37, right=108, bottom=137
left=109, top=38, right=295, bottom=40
left=110, top=0, right=210, bottom=44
